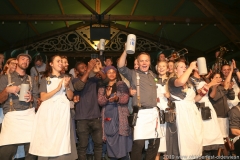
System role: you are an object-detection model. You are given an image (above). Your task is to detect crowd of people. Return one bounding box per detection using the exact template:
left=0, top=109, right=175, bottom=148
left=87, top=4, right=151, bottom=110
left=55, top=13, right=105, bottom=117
left=0, top=48, right=239, bottom=160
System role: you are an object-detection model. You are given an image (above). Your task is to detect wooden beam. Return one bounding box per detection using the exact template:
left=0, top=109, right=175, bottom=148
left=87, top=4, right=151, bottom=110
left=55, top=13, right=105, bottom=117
left=102, top=0, right=122, bottom=15
left=205, top=41, right=231, bottom=54
left=112, top=23, right=204, bottom=56
left=78, top=0, right=98, bottom=15
left=212, top=0, right=240, bottom=19
left=195, top=1, right=240, bottom=49
left=95, top=0, right=101, bottom=14
left=0, top=22, right=89, bottom=52
left=0, top=21, right=203, bottom=57
left=1, top=14, right=240, bottom=24
left=57, top=0, right=69, bottom=27
left=193, top=0, right=240, bottom=19
left=126, top=0, right=139, bottom=28
left=8, top=0, right=39, bottom=35
left=154, top=0, right=185, bottom=35
left=180, top=24, right=208, bottom=43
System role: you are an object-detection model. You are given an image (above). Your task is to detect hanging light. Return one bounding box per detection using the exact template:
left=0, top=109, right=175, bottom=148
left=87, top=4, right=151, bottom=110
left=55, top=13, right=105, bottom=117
left=159, top=22, right=161, bottom=25
left=145, top=22, right=147, bottom=25
left=19, top=21, right=21, bottom=25
left=214, top=24, right=216, bottom=26
left=35, top=21, right=37, bottom=24
left=173, top=23, right=176, bottom=25
left=187, top=23, right=189, bottom=26
left=51, top=21, right=53, bottom=24
left=2, top=21, right=4, bottom=25
left=201, top=23, right=203, bottom=26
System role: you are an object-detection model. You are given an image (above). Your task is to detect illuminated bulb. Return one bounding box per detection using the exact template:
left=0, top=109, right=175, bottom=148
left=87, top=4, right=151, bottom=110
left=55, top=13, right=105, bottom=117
left=159, top=22, right=161, bottom=25
left=145, top=22, right=147, bottom=25
left=187, top=23, right=189, bottom=26
left=35, top=21, right=37, bottom=24
left=173, top=23, right=175, bottom=25
left=19, top=21, right=21, bottom=24
left=2, top=21, right=4, bottom=24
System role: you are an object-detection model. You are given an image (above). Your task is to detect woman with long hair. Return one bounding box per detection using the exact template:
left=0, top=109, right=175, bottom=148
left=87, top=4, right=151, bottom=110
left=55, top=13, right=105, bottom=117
left=167, top=61, right=207, bottom=159
left=98, top=66, right=132, bottom=160
left=191, top=70, right=224, bottom=157
left=208, top=70, right=235, bottom=155
left=155, top=61, right=170, bottom=160
left=29, top=55, right=77, bottom=160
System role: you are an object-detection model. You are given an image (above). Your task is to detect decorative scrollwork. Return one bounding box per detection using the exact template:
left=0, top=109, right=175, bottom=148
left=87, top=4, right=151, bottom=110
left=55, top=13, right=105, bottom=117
left=26, top=31, right=95, bottom=52
left=20, top=27, right=173, bottom=53
left=105, top=32, right=174, bottom=51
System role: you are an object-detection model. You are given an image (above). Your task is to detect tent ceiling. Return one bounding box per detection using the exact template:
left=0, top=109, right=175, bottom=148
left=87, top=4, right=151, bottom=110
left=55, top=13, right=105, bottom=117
left=0, top=0, right=239, bottom=62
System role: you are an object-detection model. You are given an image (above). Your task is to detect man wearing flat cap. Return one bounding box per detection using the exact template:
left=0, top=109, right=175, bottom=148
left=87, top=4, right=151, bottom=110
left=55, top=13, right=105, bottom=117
left=0, top=53, right=38, bottom=160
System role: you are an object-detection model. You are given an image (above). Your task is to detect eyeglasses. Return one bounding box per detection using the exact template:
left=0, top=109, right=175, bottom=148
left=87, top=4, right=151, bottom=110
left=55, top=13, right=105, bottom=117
left=10, top=62, right=17, bottom=65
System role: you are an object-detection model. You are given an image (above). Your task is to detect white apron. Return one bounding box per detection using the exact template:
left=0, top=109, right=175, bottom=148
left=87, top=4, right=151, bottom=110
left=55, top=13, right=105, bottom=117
left=156, top=84, right=168, bottom=152
left=227, top=78, right=239, bottom=109
left=172, top=87, right=203, bottom=159
left=197, top=81, right=224, bottom=147
left=29, top=78, right=71, bottom=157
left=0, top=108, right=35, bottom=146
left=134, top=107, right=163, bottom=140
left=217, top=118, right=229, bottom=138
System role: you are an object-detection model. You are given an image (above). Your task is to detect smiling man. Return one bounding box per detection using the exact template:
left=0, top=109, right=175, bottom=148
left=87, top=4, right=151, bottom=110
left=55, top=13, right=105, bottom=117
left=72, top=59, right=108, bottom=160
left=118, top=50, right=162, bottom=160
left=0, top=53, right=38, bottom=160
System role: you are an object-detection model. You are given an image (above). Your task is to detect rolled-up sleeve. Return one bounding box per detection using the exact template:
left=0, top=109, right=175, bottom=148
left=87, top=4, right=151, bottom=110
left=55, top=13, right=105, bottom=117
left=229, top=107, right=240, bottom=129
left=73, top=79, right=85, bottom=91
left=118, top=66, right=133, bottom=83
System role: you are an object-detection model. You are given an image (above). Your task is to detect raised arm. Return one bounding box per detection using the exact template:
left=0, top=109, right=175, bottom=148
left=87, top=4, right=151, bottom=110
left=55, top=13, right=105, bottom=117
left=223, top=63, right=233, bottom=90
left=80, top=59, right=96, bottom=83
left=232, top=59, right=240, bottom=82
left=117, top=49, right=127, bottom=68
left=174, top=61, right=197, bottom=87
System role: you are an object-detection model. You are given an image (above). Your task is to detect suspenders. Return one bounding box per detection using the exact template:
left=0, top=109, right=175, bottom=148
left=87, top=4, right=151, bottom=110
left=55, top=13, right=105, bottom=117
left=136, top=72, right=141, bottom=108
left=7, top=73, right=33, bottom=112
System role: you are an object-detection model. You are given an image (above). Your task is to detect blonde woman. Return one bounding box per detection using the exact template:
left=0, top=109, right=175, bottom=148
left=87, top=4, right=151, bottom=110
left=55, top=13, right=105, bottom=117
left=167, top=61, right=207, bottom=159
left=155, top=61, right=170, bottom=160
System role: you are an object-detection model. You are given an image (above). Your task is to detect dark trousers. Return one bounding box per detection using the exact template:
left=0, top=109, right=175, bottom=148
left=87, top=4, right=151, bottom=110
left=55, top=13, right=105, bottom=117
left=131, top=138, right=160, bottom=160
left=235, top=139, right=240, bottom=157
left=76, top=119, right=102, bottom=160
left=0, top=143, right=37, bottom=160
